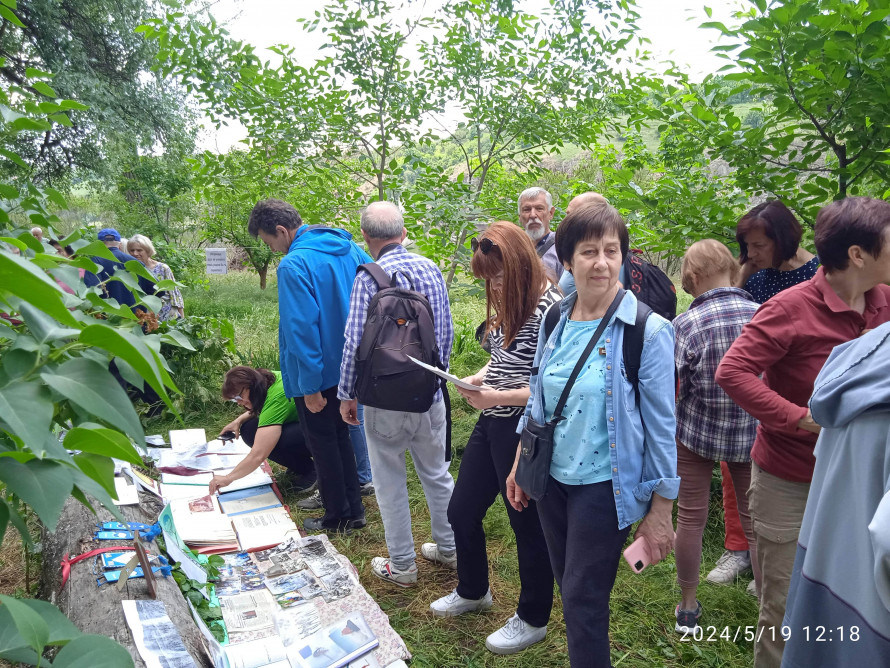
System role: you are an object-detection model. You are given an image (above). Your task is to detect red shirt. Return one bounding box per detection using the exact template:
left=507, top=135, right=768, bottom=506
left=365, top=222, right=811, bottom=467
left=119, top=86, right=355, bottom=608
left=716, top=268, right=890, bottom=482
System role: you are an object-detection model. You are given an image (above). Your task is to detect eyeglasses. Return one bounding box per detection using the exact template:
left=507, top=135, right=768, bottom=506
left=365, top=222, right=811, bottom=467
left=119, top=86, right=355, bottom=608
left=228, top=392, right=245, bottom=404
left=471, top=237, right=496, bottom=254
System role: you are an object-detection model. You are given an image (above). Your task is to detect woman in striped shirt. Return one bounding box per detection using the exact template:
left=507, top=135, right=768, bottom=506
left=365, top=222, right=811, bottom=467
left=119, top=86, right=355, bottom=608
left=427, top=221, right=561, bottom=655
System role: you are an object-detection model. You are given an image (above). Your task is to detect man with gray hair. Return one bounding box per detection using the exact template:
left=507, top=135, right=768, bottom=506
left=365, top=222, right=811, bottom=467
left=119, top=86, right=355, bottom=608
left=518, top=186, right=562, bottom=283
left=339, top=200, right=457, bottom=587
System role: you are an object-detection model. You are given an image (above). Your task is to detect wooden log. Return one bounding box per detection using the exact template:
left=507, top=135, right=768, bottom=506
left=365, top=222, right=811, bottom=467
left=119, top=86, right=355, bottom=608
left=39, top=490, right=212, bottom=667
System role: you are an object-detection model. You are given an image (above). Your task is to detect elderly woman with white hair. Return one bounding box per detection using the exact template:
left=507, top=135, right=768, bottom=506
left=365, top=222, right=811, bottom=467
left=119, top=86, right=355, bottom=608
left=127, top=233, right=184, bottom=320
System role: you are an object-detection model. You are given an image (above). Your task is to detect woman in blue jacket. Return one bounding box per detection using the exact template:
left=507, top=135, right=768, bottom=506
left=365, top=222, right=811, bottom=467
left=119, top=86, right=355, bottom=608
left=506, top=201, right=679, bottom=667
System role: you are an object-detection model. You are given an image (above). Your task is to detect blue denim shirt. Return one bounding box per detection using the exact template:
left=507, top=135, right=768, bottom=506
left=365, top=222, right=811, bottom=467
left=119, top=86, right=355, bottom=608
left=517, top=290, right=680, bottom=529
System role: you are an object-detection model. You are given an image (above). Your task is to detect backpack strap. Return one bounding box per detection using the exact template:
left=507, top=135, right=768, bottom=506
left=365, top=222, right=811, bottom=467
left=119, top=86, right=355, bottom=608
left=543, top=300, right=563, bottom=340
left=536, top=235, right=556, bottom=258
left=356, top=263, right=395, bottom=290
left=622, top=300, right=653, bottom=404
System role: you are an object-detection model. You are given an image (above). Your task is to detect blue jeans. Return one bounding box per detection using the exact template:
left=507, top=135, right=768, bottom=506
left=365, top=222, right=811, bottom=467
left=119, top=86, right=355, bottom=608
left=348, top=403, right=372, bottom=484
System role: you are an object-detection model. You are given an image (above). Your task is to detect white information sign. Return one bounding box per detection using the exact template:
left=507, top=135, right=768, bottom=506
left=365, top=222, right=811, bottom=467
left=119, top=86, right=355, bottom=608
left=205, top=248, right=227, bottom=274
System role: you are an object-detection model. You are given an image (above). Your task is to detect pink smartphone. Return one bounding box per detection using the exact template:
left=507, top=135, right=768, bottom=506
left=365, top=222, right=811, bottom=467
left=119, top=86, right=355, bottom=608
left=623, top=536, right=652, bottom=573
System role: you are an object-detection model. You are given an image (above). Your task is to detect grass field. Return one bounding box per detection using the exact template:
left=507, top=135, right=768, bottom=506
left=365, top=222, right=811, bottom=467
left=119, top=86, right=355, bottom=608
left=159, top=271, right=753, bottom=668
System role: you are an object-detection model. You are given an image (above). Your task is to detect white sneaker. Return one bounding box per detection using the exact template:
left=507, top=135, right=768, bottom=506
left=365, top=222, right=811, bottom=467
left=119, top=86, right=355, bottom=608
left=421, top=543, right=457, bottom=570
left=370, top=557, right=417, bottom=588
left=746, top=579, right=758, bottom=598
left=429, top=588, right=493, bottom=617
left=705, top=550, right=751, bottom=584
left=485, top=613, right=547, bottom=655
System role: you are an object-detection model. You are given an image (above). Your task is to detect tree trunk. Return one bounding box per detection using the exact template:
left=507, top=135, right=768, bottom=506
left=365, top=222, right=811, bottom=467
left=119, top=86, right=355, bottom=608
left=258, top=265, right=268, bottom=290
left=39, top=493, right=212, bottom=667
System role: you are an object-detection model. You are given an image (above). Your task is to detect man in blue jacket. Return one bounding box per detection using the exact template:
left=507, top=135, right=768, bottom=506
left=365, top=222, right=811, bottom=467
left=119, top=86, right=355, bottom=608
left=84, top=227, right=155, bottom=312
left=248, top=199, right=370, bottom=533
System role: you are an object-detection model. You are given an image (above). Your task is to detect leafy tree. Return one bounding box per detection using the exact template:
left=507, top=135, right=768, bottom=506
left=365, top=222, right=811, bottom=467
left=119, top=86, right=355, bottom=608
left=0, top=42, right=185, bottom=665
left=0, top=0, right=196, bottom=183
left=192, top=148, right=363, bottom=288
left=620, top=0, right=890, bottom=227
left=410, top=0, right=643, bottom=282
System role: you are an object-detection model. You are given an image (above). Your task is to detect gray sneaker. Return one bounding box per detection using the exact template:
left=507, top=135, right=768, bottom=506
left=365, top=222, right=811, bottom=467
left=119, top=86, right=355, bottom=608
left=359, top=481, right=375, bottom=497
left=296, top=489, right=323, bottom=510
left=706, top=550, right=752, bottom=584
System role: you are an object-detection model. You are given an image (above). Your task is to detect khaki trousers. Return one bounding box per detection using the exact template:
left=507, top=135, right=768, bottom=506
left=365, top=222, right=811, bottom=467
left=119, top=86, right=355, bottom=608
left=748, top=461, right=810, bottom=668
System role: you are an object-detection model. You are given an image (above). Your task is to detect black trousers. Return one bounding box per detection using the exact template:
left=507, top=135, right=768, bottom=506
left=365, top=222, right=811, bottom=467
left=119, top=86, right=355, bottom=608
left=240, top=417, right=314, bottom=476
left=447, top=413, right=554, bottom=628
left=537, top=478, right=632, bottom=668
left=295, top=386, right=363, bottom=522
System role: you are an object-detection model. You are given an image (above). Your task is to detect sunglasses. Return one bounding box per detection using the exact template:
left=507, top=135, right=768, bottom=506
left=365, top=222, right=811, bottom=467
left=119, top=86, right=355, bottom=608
left=471, top=237, right=497, bottom=254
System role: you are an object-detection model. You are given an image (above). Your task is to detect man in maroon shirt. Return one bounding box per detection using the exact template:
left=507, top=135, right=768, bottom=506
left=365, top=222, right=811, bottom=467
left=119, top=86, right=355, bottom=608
left=716, top=197, right=890, bottom=668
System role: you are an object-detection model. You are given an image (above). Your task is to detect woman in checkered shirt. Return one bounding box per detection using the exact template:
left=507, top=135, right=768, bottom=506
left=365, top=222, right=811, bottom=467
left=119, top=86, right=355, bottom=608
left=672, top=240, right=760, bottom=635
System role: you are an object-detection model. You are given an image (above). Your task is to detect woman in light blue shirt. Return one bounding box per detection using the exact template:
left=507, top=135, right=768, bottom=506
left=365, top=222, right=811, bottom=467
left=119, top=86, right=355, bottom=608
left=507, top=201, right=679, bottom=667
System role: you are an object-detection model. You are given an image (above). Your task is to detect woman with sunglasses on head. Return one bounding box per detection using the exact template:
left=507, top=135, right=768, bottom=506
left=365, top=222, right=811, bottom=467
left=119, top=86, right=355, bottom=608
left=209, top=366, right=316, bottom=495
left=506, top=201, right=678, bottom=667
left=428, top=221, right=561, bottom=655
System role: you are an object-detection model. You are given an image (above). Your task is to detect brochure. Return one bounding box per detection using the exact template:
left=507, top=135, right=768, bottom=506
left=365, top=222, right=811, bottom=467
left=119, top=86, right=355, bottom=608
left=219, top=590, right=277, bottom=634
left=405, top=356, right=481, bottom=391
left=122, top=599, right=196, bottom=668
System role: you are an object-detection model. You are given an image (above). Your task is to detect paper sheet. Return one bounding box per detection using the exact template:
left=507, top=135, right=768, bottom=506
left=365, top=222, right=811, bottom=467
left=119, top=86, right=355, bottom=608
left=112, top=475, right=140, bottom=506
left=122, top=599, right=197, bottom=668
left=220, top=590, right=277, bottom=633
left=169, top=428, right=207, bottom=452
left=405, top=356, right=481, bottom=391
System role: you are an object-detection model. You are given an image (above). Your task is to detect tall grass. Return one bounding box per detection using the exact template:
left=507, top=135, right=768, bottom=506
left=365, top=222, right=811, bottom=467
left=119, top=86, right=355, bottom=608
left=163, top=271, right=755, bottom=667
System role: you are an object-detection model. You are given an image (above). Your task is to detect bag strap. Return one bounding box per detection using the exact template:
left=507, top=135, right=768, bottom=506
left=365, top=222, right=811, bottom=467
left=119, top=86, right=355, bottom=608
left=551, top=289, right=625, bottom=423
left=543, top=299, right=563, bottom=340
left=536, top=235, right=556, bottom=258
left=356, top=263, right=395, bottom=290
left=622, top=300, right=652, bottom=405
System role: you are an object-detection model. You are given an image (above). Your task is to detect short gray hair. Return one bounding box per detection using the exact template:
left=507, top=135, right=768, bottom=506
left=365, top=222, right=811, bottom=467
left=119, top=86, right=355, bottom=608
left=361, top=201, right=404, bottom=240
left=127, top=233, right=156, bottom=257
left=517, top=187, right=553, bottom=213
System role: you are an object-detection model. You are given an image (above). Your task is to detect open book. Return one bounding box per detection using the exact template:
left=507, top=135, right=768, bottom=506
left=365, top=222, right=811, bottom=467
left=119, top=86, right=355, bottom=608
left=231, top=508, right=298, bottom=552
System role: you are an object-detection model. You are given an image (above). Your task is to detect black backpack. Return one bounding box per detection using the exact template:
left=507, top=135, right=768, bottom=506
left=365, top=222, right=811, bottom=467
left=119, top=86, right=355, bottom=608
left=543, top=298, right=652, bottom=402
left=624, top=251, right=677, bottom=322
left=353, top=263, right=444, bottom=415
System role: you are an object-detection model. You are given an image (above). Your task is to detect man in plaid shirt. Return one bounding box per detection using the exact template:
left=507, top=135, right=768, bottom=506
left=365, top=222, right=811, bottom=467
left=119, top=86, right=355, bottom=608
left=672, top=239, right=759, bottom=635
left=339, top=201, right=456, bottom=587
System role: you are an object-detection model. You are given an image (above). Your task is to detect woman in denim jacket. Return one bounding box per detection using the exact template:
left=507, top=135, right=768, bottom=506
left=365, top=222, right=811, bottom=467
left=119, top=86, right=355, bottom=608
left=506, top=201, right=679, bottom=667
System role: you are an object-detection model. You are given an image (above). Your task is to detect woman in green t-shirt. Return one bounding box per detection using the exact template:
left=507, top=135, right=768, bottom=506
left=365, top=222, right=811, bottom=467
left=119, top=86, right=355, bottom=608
left=209, top=366, right=315, bottom=495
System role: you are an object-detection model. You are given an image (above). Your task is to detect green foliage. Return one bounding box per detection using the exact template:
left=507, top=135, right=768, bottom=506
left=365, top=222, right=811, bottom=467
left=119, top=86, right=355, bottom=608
left=0, top=0, right=195, bottom=183
left=616, top=0, right=890, bottom=229
left=152, top=315, right=239, bottom=419
left=170, top=560, right=225, bottom=643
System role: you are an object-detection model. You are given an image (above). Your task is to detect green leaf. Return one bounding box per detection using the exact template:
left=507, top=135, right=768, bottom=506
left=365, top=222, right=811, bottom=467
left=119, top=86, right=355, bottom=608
left=10, top=116, right=51, bottom=132
left=1, top=348, right=36, bottom=379
left=0, top=500, right=8, bottom=547
left=45, top=187, right=68, bottom=209
left=64, top=425, right=141, bottom=465
left=18, top=301, right=80, bottom=343
left=0, top=595, right=49, bottom=656
left=69, top=239, right=118, bottom=262
left=0, top=5, right=25, bottom=28
left=40, top=358, right=145, bottom=445
left=0, top=459, right=74, bottom=531
left=72, top=453, right=116, bottom=498
left=32, top=81, right=57, bottom=98
left=52, top=634, right=134, bottom=668
left=0, top=250, right=79, bottom=327
left=0, top=597, right=80, bottom=657
left=79, top=324, right=178, bottom=411
left=0, top=147, right=29, bottom=169
left=0, top=380, right=54, bottom=450
left=160, top=329, right=196, bottom=351
left=3, top=501, right=31, bottom=547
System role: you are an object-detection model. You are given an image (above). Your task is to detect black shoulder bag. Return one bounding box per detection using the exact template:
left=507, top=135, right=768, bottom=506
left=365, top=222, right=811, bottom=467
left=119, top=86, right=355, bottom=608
left=515, top=289, right=625, bottom=501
